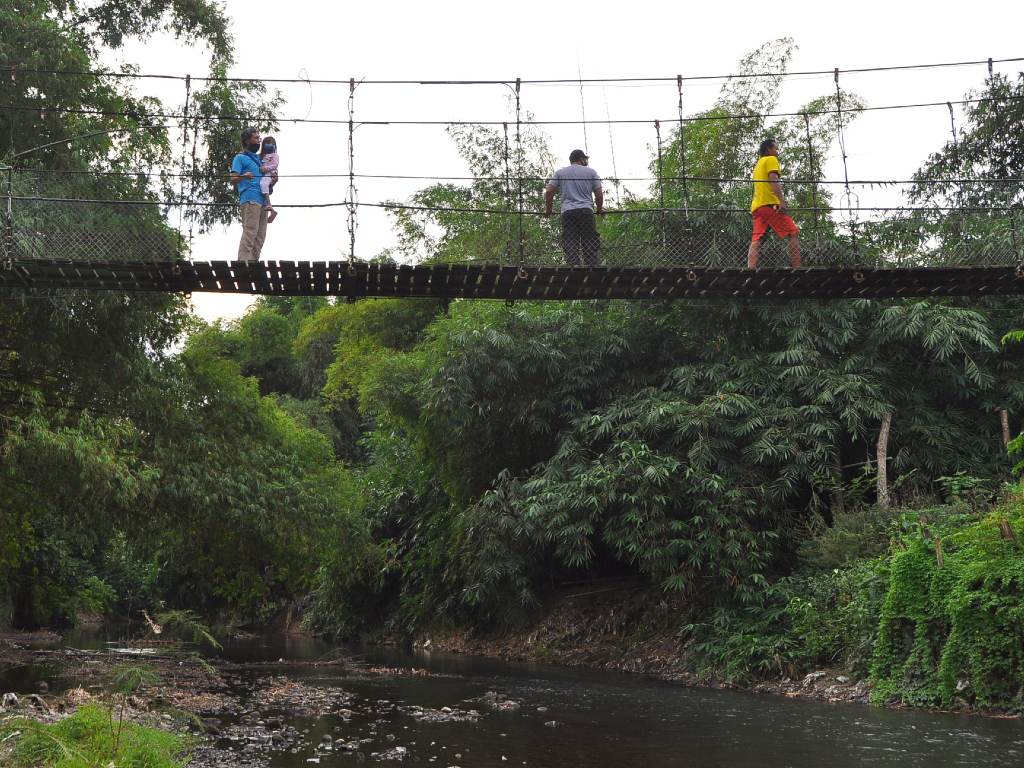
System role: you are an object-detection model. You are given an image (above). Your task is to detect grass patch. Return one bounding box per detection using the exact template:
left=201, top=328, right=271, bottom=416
left=3, top=703, right=190, bottom=768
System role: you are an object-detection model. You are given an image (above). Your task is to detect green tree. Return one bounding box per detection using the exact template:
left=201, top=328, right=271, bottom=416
left=0, top=1, right=280, bottom=627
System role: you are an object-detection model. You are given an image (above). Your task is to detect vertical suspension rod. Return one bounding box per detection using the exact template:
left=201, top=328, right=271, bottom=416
left=2, top=165, right=12, bottom=267
left=502, top=121, right=513, bottom=261
left=947, top=101, right=967, bottom=256
left=515, top=77, right=524, bottom=269
left=5, top=68, right=13, bottom=266
left=655, top=119, right=666, bottom=251
left=187, top=105, right=201, bottom=252
left=834, top=67, right=858, bottom=254
left=1011, top=209, right=1022, bottom=265
left=6, top=66, right=15, bottom=160
left=676, top=75, right=689, bottom=217
left=802, top=112, right=820, bottom=245
left=176, top=74, right=191, bottom=259
left=947, top=102, right=964, bottom=204
left=347, top=77, right=358, bottom=273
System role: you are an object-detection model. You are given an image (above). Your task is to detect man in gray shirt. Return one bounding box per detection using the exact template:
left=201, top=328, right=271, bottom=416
left=544, top=149, right=604, bottom=266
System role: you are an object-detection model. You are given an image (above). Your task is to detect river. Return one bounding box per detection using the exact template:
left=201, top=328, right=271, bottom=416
left=4, top=631, right=1024, bottom=767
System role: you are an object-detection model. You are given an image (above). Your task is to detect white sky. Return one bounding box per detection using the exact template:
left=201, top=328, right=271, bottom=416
left=109, top=0, right=1024, bottom=320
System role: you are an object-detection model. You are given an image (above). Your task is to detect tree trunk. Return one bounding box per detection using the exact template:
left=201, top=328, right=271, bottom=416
left=877, top=412, right=893, bottom=509
left=831, top=456, right=845, bottom=517
left=999, top=519, right=1018, bottom=544
left=999, top=409, right=1010, bottom=448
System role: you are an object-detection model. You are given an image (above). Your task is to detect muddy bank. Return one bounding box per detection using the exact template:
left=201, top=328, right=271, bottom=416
left=420, top=590, right=877, bottom=711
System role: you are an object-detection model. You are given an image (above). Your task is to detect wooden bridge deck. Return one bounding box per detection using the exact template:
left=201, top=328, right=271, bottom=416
left=3, top=260, right=1024, bottom=300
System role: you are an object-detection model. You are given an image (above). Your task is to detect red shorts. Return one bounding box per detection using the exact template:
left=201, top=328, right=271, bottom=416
left=752, top=205, right=799, bottom=241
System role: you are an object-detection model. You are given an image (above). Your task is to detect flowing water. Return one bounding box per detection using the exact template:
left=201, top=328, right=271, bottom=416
left=4, top=631, right=1024, bottom=767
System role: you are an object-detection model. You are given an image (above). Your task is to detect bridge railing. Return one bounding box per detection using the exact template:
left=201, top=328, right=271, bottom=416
left=3, top=168, right=182, bottom=263
left=3, top=168, right=1023, bottom=270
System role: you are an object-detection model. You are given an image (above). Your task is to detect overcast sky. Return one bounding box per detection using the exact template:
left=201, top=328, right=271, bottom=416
left=112, top=0, right=1024, bottom=320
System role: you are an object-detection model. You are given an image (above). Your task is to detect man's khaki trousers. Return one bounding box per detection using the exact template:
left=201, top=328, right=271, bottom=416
left=237, top=202, right=268, bottom=262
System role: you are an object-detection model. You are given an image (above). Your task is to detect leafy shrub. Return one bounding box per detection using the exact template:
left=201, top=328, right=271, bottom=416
left=455, top=471, right=542, bottom=627
left=686, top=558, right=888, bottom=682
left=871, top=490, right=1024, bottom=710
left=73, top=575, right=117, bottom=616
left=799, top=505, right=899, bottom=571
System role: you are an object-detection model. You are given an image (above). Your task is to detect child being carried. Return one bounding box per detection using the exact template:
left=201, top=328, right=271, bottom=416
left=260, top=136, right=280, bottom=222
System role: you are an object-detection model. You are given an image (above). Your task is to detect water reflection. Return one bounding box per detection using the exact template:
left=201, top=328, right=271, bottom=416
left=248, top=645, right=1024, bottom=768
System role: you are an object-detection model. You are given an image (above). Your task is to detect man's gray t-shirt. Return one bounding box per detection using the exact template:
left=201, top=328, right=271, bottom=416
left=548, top=164, right=601, bottom=213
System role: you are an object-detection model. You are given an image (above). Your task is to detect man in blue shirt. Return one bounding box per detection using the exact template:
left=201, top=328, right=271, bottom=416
left=229, top=126, right=268, bottom=262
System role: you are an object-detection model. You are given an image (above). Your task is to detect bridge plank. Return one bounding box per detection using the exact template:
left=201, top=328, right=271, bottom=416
left=5, top=261, right=1024, bottom=301
left=371, top=264, right=392, bottom=297
left=467, top=264, right=500, bottom=299
left=392, top=264, right=410, bottom=296
left=412, top=264, right=431, bottom=297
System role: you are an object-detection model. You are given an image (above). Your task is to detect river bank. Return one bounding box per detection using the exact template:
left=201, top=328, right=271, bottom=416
left=3, top=624, right=1024, bottom=768
left=0, top=637, right=430, bottom=766
left=424, top=587, right=880, bottom=709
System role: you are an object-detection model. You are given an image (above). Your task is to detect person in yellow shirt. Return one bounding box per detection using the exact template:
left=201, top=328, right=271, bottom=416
left=747, top=138, right=801, bottom=268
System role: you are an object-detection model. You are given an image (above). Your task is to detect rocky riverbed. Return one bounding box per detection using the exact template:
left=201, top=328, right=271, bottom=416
left=0, top=638, right=525, bottom=766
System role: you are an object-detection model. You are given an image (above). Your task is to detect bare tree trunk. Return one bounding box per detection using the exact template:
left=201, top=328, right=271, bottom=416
left=999, top=409, right=1011, bottom=448
left=999, top=519, right=1018, bottom=544
left=877, top=412, right=893, bottom=509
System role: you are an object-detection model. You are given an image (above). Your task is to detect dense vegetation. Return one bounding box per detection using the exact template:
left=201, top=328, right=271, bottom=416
left=3, top=5, right=1024, bottom=712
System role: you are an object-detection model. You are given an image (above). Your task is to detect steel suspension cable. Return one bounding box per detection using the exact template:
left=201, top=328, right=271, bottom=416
left=8, top=93, right=1024, bottom=128
left=4, top=55, right=1022, bottom=87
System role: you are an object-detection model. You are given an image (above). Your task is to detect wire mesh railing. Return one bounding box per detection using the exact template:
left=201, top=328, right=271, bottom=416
left=2, top=167, right=1023, bottom=270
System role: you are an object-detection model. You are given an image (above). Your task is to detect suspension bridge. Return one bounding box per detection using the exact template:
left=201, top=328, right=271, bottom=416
left=2, top=57, right=1023, bottom=300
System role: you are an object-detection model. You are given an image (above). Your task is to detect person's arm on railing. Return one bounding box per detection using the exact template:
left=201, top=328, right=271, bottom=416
left=229, top=168, right=253, bottom=186
left=543, top=185, right=556, bottom=217
left=229, top=153, right=253, bottom=187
